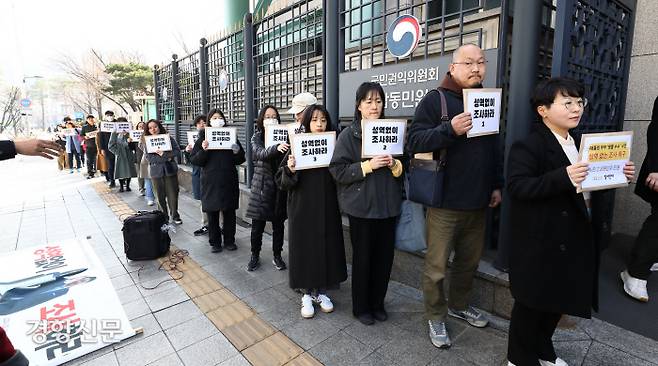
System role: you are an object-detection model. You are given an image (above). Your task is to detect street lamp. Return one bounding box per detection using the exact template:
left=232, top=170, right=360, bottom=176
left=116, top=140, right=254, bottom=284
left=22, top=75, right=45, bottom=131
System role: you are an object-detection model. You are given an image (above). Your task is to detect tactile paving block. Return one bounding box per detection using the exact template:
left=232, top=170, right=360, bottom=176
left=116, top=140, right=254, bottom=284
left=242, top=332, right=304, bottom=366
left=223, top=316, right=277, bottom=351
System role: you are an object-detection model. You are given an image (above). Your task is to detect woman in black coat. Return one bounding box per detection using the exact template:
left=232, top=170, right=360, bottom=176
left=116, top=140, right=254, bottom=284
left=620, top=95, right=658, bottom=302
left=245, top=105, right=289, bottom=271
left=329, top=82, right=403, bottom=326
left=505, top=78, right=635, bottom=366
left=190, top=109, right=246, bottom=253
left=276, top=104, right=347, bottom=319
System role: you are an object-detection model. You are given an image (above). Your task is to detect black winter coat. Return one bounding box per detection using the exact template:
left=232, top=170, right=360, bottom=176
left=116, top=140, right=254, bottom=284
left=189, top=129, right=246, bottom=212
left=506, top=123, right=613, bottom=318
left=406, top=87, right=503, bottom=210
left=276, top=153, right=347, bottom=290
left=635, top=96, right=658, bottom=205
left=246, top=128, right=287, bottom=221
left=329, top=120, right=403, bottom=219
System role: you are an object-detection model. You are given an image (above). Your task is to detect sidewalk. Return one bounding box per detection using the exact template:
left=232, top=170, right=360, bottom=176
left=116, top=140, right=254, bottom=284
left=1, top=156, right=657, bottom=366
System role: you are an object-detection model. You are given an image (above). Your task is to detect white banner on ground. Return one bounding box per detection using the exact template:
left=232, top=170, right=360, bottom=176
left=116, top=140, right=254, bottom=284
left=0, top=239, right=135, bottom=366
left=291, top=131, right=336, bottom=170
left=144, top=134, right=172, bottom=153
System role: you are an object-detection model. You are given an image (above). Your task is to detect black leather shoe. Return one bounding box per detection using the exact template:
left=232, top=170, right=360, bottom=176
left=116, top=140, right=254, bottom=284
left=372, top=309, right=388, bottom=321
left=211, top=245, right=223, bottom=253
left=224, top=242, right=237, bottom=251
left=356, top=313, right=375, bottom=325
left=247, top=255, right=260, bottom=271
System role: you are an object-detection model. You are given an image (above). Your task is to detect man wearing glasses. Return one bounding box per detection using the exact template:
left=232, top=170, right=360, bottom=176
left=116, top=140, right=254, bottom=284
left=407, top=43, right=503, bottom=349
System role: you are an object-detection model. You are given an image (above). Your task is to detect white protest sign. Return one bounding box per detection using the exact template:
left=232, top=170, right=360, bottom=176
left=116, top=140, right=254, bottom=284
left=287, top=123, right=304, bottom=137
left=361, top=119, right=406, bottom=158
left=99, top=122, right=116, bottom=133
left=577, top=131, right=633, bottom=192
left=144, top=134, right=172, bottom=153
left=187, top=131, right=200, bottom=145
left=129, top=130, right=143, bottom=141
left=265, top=124, right=289, bottom=148
left=205, top=127, right=237, bottom=150
left=115, top=121, right=132, bottom=133
left=463, top=88, right=502, bottom=138
left=291, top=131, right=336, bottom=170
left=85, top=131, right=98, bottom=139
left=63, top=128, right=77, bottom=137
left=0, top=239, right=136, bottom=366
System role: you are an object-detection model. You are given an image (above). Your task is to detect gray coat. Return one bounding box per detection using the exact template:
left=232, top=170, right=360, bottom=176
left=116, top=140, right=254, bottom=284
left=141, top=136, right=181, bottom=179
left=108, top=132, right=137, bottom=179
left=329, top=120, right=403, bottom=219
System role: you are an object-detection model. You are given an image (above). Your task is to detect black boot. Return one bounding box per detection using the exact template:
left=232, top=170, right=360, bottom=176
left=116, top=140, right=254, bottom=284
left=118, top=180, right=124, bottom=192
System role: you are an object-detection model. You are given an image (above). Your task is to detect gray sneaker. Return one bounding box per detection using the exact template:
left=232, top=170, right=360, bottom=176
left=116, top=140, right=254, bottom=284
left=448, top=306, right=489, bottom=328
left=428, top=320, right=451, bottom=348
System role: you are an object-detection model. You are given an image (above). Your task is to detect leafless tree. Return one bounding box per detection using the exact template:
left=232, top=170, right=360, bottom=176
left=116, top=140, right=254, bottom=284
left=0, top=86, right=23, bottom=134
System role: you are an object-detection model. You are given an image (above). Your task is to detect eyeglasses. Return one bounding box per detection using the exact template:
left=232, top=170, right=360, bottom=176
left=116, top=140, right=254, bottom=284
left=452, top=60, right=488, bottom=68
left=555, top=98, right=588, bottom=112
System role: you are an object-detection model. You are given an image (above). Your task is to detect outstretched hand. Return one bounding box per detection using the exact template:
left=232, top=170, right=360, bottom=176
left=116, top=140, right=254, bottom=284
left=14, top=139, right=64, bottom=160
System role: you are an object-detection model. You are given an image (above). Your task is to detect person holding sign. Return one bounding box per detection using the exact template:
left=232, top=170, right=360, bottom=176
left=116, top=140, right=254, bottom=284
left=276, top=105, right=346, bottom=319
left=245, top=106, right=289, bottom=271
left=80, top=115, right=98, bottom=179
left=190, top=109, right=246, bottom=253
left=621, top=96, right=658, bottom=303
left=99, top=110, right=117, bottom=188
left=406, top=44, right=502, bottom=348
left=286, top=92, right=318, bottom=136
left=329, top=82, right=403, bottom=325
left=108, top=117, right=137, bottom=192
left=136, top=121, right=155, bottom=206
left=141, top=120, right=182, bottom=224
left=504, top=78, right=635, bottom=366
left=63, top=118, right=82, bottom=174
left=185, top=115, right=209, bottom=236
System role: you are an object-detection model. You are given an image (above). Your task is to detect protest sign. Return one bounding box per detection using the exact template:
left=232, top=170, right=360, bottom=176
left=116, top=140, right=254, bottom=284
left=291, top=132, right=336, bottom=170
left=287, top=123, right=304, bottom=137
left=99, top=122, right=116, bottom=133
left=361, top=119, right=406, bottom=158
left=85, top=131, right=98, bottom=139
left=463, top=88, right=502, bottom=138
left=577, top=131, right=633, bottom=192
left=144, top=134, right=172, bottom=153
left=115, top=122, right=132, bottom=133
left=265, top=124, right=289, bottom=148
left=62, top=128, right=77, bottom=137
left=205, top=127, right=237, bottom=150
left=129, top=130, right=142, bottom=141
left=0, top=239, right=136, bottom=365
left=186, top=131, right=199, bottom=146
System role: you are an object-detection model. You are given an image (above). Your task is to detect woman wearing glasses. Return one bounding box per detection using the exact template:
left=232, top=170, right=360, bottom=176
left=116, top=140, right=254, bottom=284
left=504, top=78, right=635, bottom=366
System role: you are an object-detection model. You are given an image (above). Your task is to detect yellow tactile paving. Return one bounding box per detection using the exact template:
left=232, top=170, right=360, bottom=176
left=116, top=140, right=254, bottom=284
left=93, top=182, right=324, bottom=365
left=243, top=332, right=304, bottom=366
left=223, top=315, right=277, bottom=351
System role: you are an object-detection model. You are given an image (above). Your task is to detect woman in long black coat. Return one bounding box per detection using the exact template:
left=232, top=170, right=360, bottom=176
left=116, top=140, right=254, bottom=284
left=190, top=109, right=246, bottom=253
left=276, top=104, right=347, bottom=319
left=245, top=105, right=288, bottom=272
left=505, top=78, right=635, bottom=366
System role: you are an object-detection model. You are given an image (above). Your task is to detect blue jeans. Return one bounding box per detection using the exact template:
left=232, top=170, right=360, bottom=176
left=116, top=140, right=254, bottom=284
left=144, top=178, right=155, bottom=201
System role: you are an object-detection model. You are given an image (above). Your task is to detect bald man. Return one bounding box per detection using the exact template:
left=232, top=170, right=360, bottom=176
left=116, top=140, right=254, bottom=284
left=406, top=44, right=503, bottom=348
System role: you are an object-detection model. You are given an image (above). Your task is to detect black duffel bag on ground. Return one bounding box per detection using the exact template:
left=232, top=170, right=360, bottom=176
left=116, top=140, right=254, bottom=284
left=407, top=88, right=449, bottom=208
left=122, top=210, right=171, bottom=260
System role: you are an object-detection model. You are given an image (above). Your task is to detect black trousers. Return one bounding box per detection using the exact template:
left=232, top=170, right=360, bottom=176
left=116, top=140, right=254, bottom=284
left=250, top=218, right=285, bottom=256
left=507, top=301, right=561, bottom=366
left=208, top=209, right=236, bottom=247
left=86, top=145, right=97, bottom=176
left=628, top=204, right=658, bottom=280
left=67, top=152, right=81, bottom=169
left=104, top=150, right=116, bottom=182
left=348, top=215, right=396, bottom=316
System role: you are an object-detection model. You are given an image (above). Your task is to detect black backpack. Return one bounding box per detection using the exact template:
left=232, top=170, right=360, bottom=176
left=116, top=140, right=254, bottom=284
left=122, top=211, right=171, bottom=260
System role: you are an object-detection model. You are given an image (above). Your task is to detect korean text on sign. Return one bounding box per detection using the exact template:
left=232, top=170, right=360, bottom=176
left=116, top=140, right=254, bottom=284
left=463, top=88, right=502, bottom=138
left=205, top=127, right=237, bottom=150
left=291, top=131, right=336, bottom=170
left=361, top=119, right=407, bottom=158
left=115, top=122, right=132, bottom=133
left=144, top=134, right=172, bottom=153
left=100, top=122, right=116, bottom=133
left=265, top=125, right=289, bottom=148
left=578, top=131, right=633, bottom=192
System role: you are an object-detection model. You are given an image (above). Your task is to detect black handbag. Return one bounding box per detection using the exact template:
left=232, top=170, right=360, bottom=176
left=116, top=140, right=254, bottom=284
left=407, top=88, right=449, bottom=208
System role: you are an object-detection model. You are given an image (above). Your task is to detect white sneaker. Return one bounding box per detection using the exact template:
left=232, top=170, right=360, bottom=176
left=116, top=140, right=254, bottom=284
left=301, top=294, right=315, bottom=319
left=539, top=358, right=568, bottom=366
left=147, top=200, right=154, bottom=206
left=508, top=362, right=517, bottom=366
left=620, top=270, right=649, bottom=302
left=314, top=294, right=334, bottom=313
left=651, top=263, right=658, bottom=272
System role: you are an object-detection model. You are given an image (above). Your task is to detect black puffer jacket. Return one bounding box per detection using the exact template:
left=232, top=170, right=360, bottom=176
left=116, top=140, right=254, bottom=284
left=246, top=129, right=288, bottom=220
